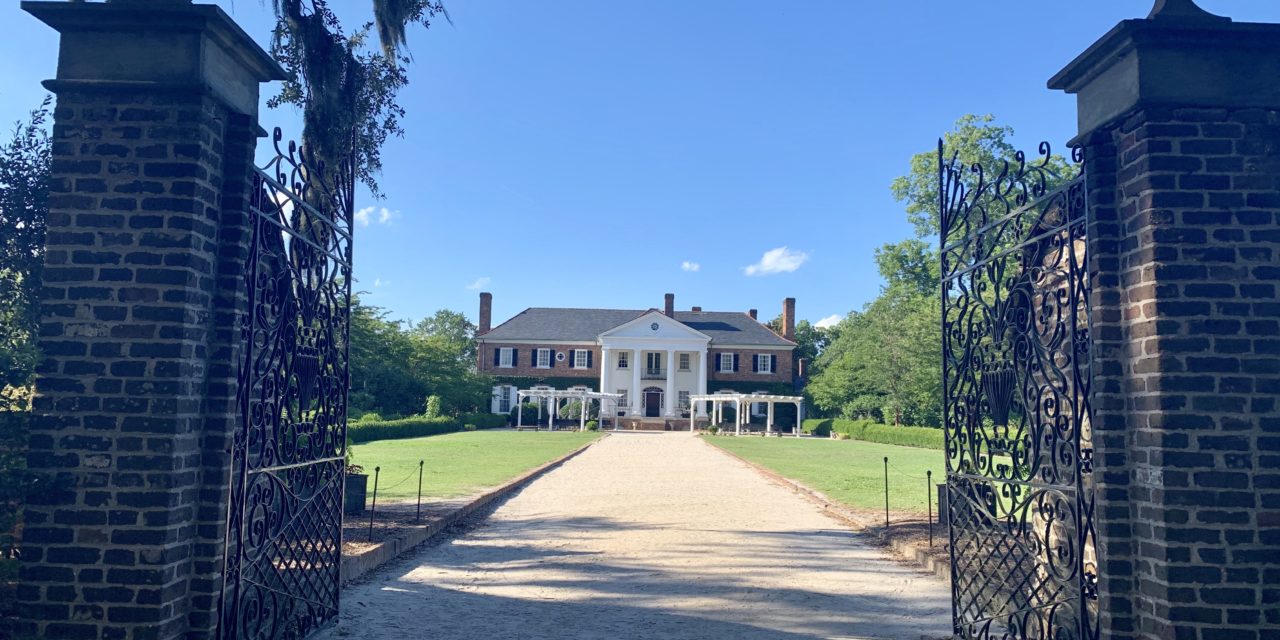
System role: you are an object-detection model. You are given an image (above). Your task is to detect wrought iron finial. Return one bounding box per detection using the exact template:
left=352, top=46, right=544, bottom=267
left=1148, top=0, right=1230, bottom=23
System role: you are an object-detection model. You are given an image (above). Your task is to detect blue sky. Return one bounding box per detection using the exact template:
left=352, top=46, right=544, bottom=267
left=5, top=1, right=1280, bottom=329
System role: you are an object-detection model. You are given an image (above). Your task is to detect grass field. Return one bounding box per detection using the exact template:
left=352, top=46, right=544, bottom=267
left=703, top=436, right=946, bottom=513
left=349, top=431, right=602, bottom=502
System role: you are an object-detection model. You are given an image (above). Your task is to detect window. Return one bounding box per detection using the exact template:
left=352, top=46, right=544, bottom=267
left=537, top=348, right=551, bottom=368
left=617, top=389, right=629, bottom=408
left=647, top=352, right=662, bottom=370
left=679, top=353, right=690, bottom=371
left=499, top=347, right=514, bottom=368
left=497, top=385, right=513, bottom=413
left=752, top=391, right=768, bottom=416
left=678, top=391, right=690, bottom=409
left=719, top=353, right=734, bottom=372
left=617, top=352, right=629, bottom=369
left=757, top=354, right=773, bottom=374
left=575, top=350, right=589, bottom=369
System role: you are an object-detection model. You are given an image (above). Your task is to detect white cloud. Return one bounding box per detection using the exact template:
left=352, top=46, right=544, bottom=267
left=681, top=261, right=701, bottom=272
left=354, top=206, right=398, bottom=227
left=373, top=277, right=389, bottom=288
left=354, top=206, right=374, bottom=227
left=815, top=314, right=842, bottom=329
left=466, top=276, right=492, bottom=291
left=744, top=246, right=809, bottom=276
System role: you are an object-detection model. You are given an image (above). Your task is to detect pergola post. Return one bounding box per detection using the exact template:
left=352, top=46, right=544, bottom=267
left=517, top=393, right=524, bottom=429
left=735, top=399, right=743, bottom=436
left=766, top=401, right=775, bottom=434
left=794, top=402, right=802, bottom=437
left=579, top=394, right=587, bottom=431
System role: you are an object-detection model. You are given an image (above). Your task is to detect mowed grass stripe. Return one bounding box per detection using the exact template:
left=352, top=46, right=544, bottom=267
left=703, top=436, right=946, bottom=513
left=350, top=431, right=603, bottom=502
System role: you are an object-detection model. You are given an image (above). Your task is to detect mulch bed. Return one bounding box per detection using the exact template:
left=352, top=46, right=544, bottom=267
left=342, top=496, right=475, bottom=555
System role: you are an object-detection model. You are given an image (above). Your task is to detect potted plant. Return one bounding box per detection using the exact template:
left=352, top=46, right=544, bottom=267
left=344, top=447, right=367, bottom=515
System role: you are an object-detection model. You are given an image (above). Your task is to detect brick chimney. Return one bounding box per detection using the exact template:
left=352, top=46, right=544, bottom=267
left=479, top=292, right=492, bottom=334
left=748, top=309, right=757, bottom=320
left=782, top=297, right=795, bottom=340
left=664, top=293, right=675, bottom=318
left=691, top=306, right=702, bottom=313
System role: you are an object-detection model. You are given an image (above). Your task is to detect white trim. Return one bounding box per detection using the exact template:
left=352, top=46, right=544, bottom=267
left=478, top=339, right=597, bottom=346
left=617, top=351, right=629, bottom=369
left=712, top=344, right=794, bottom=350
left=757, top=353, right=773, bottom=374
left=678, top=353, right=690, bottom=371
left=574, top=350, right=589, bottom=369
left=536, top=348, right=551, bottom=368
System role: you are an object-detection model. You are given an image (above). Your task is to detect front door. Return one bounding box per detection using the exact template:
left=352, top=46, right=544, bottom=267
left=644, top=389, right=662, bottom=418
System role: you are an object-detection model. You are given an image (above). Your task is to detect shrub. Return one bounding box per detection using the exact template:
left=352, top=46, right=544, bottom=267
left=463, top=423, right=477, bottom=431
left=801, top=418, right=943, bottom=450
left=424, top=395, right=442, bottom=418
left=585, top=420, right=599, bottom=431
left=347, top=415, right=460, bottom=444
left=458, top=412, right=507, bottom=429
left=708, top=426, right=720, bottom=435
left=357, top=412, right=383, bottom=423
left=510, top=402, right=540, bottom=426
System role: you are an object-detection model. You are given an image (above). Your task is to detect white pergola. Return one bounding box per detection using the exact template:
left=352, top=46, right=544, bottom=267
left=689, top=393, right=805, bottom=436
left=516, top=389, right=625, bottom=431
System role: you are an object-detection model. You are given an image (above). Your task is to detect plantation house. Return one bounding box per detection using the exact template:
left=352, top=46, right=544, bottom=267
left=476, top=293, right=802, bottom=428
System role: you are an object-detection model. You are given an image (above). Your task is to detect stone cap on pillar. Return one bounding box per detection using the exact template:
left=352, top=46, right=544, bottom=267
left=23, top=1, right=285, bottom=117
left=1048, top=4, right=1280, bottom=136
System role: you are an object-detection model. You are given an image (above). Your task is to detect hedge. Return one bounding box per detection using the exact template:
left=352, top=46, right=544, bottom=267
left=801, top=418, right=944, bottom=450
left=348, top=412, right=507, bottom=444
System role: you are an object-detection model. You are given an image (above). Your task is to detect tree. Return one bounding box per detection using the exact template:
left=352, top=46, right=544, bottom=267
left=269, top=0, right=448, bottom=195
left=0, top=99, right=51, bottom=556
left=890, top=114, right=1077, bottom=238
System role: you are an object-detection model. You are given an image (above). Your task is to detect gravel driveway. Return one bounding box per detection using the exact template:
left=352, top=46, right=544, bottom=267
left=319, top=433, right=952, bottom=640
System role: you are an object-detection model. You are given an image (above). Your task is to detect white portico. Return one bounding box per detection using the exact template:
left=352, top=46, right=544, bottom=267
left=598, top=310, right=710, bottom=419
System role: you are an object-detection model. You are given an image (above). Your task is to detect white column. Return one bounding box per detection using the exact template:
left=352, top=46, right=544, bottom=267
left=664, top=349, right=676, bottom=417
left=735, top=399, right=742, bottom=436
left=630, top=349, right=642, bottom=416
left=549, top=397, right=557, bottom=430
left=516, top=392, right=524, bottom=428
left=767, top=401, right=775, bottom=433
left=600, top=347, right=611, bottom=401
left=579, top=394, right=587, bottom=431
left=695, top=350, right=707, bottom=417
left=796, top=401, right=803, bottom=437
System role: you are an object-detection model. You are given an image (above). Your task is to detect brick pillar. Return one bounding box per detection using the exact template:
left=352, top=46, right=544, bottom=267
left=15, top=3, right=283, bottom=639
left=478, top=291, right=493, bottom=334
left=1051, top=7, right=1280, bottom=639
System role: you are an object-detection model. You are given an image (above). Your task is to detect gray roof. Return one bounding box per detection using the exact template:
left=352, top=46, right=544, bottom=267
left=480, top=308, right=795, bottom=347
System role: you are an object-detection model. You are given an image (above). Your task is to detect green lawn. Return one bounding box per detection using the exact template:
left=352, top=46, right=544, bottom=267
left=349, top=431, right=602, bottom=502
left=704, top=436, right=946, bottom=513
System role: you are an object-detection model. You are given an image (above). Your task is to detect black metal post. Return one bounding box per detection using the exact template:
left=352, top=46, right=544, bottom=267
left=880, top=455, right=890, bottom=535
left=416, top=459, right=424, bottom=522
left=927, top=469, right=933, bottom=548
left=368, top=465, right=380, bottom=542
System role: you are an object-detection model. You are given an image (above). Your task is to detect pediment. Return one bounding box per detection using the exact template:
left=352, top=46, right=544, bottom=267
left=599, top=310, right=711, bottom=342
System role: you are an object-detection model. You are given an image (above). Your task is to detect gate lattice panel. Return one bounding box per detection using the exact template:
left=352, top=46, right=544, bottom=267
left=220, top=129, right=354, bottom=639
left=940, top=141, right=1098, bottom=640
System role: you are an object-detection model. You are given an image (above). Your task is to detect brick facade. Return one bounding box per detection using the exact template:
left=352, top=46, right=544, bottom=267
left=706, top=348, right=794, bottom=385
left=476, top=343, right=795, bottom=387
left=16, top=4, right=280, bottom=639
left=478, top=343, right=600, bottom=379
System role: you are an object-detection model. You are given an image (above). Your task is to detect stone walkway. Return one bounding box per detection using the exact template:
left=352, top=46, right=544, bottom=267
left=319, top=433, right=952, bottom=639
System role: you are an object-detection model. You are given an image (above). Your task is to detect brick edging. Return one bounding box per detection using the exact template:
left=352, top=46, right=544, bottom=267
left=698, top=437, right=951, bottom=582
left=340, top=434, right=607, bottom=585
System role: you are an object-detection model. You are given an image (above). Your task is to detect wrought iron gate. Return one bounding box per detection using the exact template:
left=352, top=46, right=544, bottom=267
left=220, top=129, right=354, bottom=639
left=940, top=141, right=1097, bottom=640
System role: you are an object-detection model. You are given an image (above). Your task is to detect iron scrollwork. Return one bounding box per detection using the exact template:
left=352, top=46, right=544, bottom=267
left=221, top=129, right=354, bottom=639
left=940, top=140, right=1097, bottom=640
